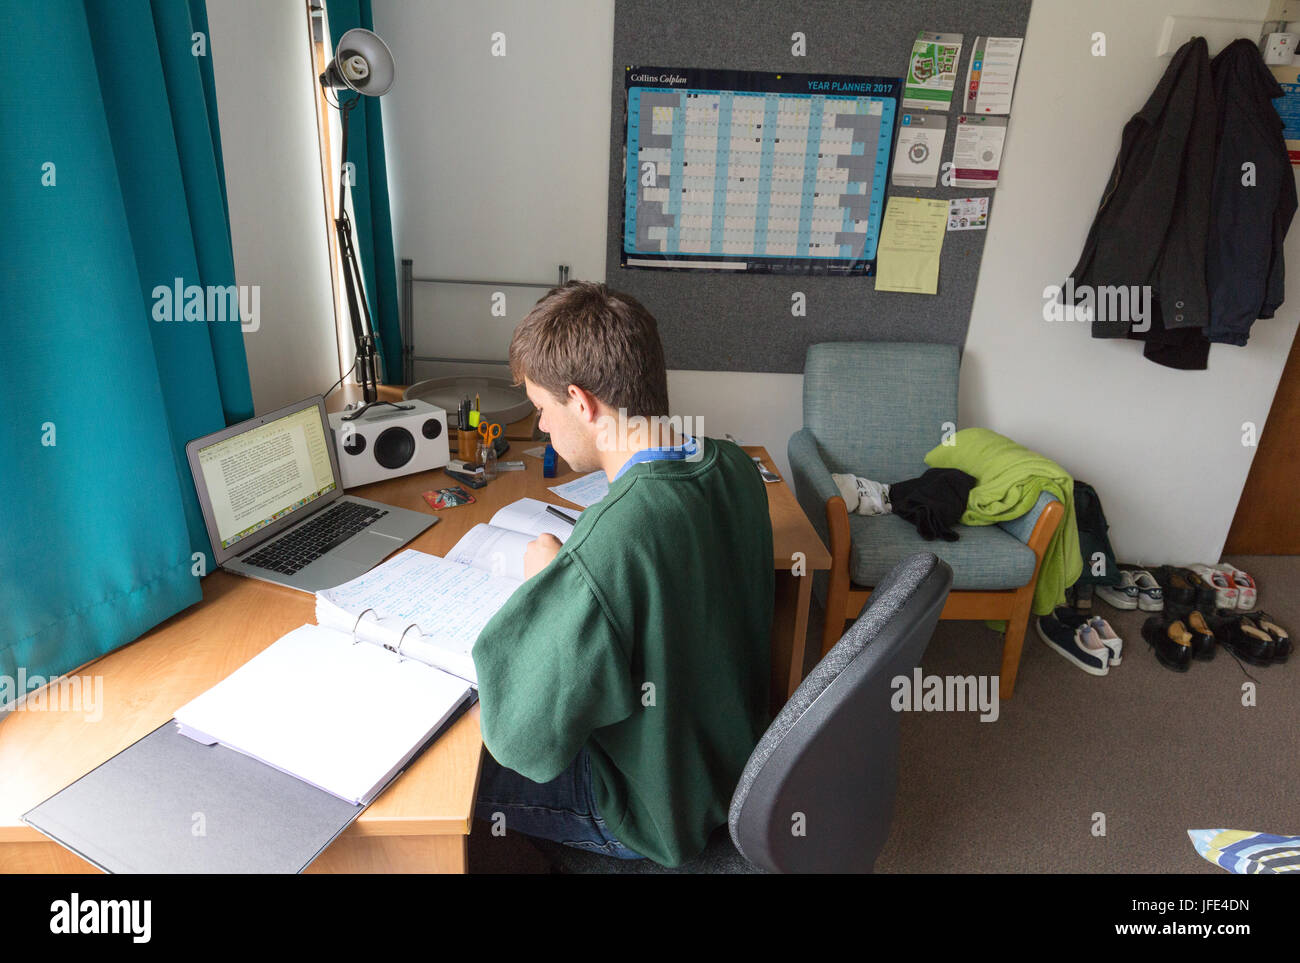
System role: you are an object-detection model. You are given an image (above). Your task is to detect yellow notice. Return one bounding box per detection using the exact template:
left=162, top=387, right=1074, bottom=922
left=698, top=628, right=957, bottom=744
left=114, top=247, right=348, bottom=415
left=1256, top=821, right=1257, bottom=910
left=874, top=196, right=949, bottom=294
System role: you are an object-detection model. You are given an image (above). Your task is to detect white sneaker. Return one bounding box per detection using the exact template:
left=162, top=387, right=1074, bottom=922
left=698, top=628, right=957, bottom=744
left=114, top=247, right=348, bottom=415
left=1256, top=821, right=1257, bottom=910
left=1189, top=563, right=1239, bottom=610
left=1096, top=570, right=1139, bottom=610
left=1130, top=570, right=1164, bottom=612
left=1088, top=616, right=1123, bottom=666
left=1214, top=563, right=1258, bottom=610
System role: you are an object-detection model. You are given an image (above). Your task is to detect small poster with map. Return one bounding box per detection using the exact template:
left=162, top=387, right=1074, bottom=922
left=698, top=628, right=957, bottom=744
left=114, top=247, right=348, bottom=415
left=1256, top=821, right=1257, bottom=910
left=904, top=31, right=963, bottom=111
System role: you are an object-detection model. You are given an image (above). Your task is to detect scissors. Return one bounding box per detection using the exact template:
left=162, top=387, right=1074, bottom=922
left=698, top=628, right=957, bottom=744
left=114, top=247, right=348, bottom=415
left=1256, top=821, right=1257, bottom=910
left=477, top=421, right=501, bottom=449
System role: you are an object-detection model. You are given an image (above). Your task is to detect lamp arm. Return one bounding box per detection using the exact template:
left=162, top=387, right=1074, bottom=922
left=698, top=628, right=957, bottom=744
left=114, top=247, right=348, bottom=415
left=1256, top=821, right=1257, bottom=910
left=333, top=95, right=381, bottom=403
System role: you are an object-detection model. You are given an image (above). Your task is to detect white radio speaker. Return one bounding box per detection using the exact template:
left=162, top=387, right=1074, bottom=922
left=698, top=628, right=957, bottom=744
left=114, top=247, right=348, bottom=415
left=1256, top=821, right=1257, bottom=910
left=328, top=399, right=449, bottom=489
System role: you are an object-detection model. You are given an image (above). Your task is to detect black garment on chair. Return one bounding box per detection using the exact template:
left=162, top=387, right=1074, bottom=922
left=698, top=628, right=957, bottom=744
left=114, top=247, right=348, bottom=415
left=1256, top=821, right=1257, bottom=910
left=889, top=468, right=976, bottom=541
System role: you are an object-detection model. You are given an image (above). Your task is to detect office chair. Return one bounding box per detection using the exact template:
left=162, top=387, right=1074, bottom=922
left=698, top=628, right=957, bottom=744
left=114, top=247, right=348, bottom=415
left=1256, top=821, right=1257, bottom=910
left=528, top=551, right=952, bottom=874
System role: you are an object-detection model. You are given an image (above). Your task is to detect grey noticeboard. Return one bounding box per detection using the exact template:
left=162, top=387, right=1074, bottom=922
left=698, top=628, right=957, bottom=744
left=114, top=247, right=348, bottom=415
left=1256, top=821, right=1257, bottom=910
left=608, top=0, right=1033, bottom=372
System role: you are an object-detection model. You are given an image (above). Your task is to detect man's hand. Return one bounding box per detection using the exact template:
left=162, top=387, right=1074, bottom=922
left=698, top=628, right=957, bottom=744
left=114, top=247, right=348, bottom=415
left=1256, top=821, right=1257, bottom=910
left=523, top=533, right=563, bottom=579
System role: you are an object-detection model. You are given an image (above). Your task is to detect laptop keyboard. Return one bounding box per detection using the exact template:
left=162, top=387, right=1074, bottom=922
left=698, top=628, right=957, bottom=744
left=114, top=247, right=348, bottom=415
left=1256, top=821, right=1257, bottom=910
left=243, top=501, right=388, bottom=576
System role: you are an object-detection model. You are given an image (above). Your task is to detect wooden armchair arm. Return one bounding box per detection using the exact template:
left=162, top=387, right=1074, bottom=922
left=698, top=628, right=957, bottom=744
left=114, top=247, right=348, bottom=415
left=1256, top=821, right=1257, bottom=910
left=822, top=494, right=852, bottom=657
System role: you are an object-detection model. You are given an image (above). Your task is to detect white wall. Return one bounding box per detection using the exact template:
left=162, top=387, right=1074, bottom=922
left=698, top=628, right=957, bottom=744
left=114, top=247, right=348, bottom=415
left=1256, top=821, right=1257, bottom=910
left=375, top=0, right=613, bottom=371
left=207, top=0, right=341, bottom=413
left=223, top=0, right=1293, bottom=564
left=962, top=0, right=1295, bottom=565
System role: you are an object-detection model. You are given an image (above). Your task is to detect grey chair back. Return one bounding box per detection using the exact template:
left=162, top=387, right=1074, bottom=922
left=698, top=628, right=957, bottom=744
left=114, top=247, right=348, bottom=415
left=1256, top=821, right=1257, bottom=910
left=803, top=342, right=959, bottom=481
left=728, top=552, right=952, bottom=873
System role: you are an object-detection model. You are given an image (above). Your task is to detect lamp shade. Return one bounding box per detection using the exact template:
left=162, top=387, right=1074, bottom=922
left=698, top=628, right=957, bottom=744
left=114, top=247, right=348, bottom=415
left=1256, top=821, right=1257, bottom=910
left=320, top=27, right=395, bottom=97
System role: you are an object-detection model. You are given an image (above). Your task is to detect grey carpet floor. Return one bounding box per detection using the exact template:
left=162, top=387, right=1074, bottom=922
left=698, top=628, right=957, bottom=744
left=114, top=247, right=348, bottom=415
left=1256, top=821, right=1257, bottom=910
left=470, top=555, right=1298, bottom=873
left=874, top=553, right=1298, bottom=874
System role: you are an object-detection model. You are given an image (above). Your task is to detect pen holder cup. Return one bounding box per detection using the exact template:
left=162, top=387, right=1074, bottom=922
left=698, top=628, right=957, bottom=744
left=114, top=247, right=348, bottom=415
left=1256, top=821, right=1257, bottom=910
left=457, top=429, right=478, bottom=461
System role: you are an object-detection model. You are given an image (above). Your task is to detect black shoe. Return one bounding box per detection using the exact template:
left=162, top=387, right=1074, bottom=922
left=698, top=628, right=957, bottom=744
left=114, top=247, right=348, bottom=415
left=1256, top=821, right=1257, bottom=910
left=1214, top=613, right=1275, bottom=667
left=1142, top=616, right=1192, bottom=672
left=1180, top=568, right=1219, bottom=616
left=1184, top=609, right=1216, bottom=661
left=1242, top=612, right=1290, bottom=663
left=1150, top=566, right=1198, bottom=610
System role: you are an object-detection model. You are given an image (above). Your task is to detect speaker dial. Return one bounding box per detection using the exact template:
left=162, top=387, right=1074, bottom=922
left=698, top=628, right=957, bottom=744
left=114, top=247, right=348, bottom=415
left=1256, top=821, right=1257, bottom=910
left=343, top=433, right=366, bottom=456
left=422, top=418, right=442, bottom=439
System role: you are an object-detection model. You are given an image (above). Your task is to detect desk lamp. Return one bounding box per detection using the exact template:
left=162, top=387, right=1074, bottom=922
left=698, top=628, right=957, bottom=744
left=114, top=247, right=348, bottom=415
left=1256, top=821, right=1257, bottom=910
left=320, top=27, right=396, bottom=413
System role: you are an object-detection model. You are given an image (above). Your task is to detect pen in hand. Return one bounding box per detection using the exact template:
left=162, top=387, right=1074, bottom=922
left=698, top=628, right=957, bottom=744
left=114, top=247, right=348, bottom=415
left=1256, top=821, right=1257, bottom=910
left=545, top=505, right=578, bottom=526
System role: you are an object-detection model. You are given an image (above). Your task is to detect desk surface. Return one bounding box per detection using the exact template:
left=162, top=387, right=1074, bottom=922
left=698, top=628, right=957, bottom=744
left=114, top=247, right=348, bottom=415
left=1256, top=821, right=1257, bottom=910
left=0, top=404, right=827, bottom=854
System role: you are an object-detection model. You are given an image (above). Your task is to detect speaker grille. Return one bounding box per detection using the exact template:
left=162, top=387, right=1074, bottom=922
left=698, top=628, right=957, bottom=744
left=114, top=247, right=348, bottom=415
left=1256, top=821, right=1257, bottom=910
left=374, top=427, right=416, bottom=469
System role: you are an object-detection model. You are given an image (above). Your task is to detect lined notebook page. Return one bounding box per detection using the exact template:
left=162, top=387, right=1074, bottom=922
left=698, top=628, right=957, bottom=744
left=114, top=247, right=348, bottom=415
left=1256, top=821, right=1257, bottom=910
left=173, top=624, right=472, bottom=805
left=315, top=550, right=521, bottom=684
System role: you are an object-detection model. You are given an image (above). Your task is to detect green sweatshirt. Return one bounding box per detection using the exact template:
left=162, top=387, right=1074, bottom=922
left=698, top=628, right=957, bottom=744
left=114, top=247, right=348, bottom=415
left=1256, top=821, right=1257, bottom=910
left=471, top=437, right=775, bottom=866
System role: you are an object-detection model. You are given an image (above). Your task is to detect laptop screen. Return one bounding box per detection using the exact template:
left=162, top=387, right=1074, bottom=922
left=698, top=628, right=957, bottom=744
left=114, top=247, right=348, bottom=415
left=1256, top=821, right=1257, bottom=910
left=195, top=404, right=338, bottom=550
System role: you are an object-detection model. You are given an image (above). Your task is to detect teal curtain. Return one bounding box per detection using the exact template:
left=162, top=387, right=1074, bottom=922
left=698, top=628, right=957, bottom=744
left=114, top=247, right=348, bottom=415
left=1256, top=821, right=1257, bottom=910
left=1, top=0, right=253, bottom=708
left=326, top=0, right=403, bottom=383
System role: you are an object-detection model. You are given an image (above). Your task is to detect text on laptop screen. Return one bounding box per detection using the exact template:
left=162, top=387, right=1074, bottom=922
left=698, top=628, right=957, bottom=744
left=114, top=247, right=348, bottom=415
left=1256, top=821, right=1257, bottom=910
left=198, top=406, right=337, bottom=549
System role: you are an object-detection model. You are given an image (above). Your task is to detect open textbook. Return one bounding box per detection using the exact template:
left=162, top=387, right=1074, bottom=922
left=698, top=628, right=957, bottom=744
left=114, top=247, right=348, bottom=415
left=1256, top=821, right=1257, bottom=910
left=172, top=498, right=579, bottom=806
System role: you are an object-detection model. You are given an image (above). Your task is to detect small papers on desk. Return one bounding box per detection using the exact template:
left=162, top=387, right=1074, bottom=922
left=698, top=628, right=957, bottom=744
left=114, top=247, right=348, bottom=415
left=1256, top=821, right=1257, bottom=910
left=947, top=197, right=989, bottom=231
left=892, top=113, right=947, bottom=187
left=963, top=37, right=1024, bottom=115
left=951, top=115, right=1007, bottom=188
left=547, top=470, right=609, bottom=508
left=874, top=197, right=948, bottom=295
left=903, top=31, right=963, bottom=111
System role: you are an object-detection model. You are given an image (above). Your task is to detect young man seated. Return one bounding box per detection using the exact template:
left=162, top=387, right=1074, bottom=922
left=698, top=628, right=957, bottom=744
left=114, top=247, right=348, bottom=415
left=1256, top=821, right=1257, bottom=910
left=471, top=281, right=775, bottom=867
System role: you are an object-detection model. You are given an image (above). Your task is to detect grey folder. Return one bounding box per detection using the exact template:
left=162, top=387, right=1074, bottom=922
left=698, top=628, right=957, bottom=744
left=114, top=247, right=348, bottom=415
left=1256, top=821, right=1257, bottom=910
left=24, top=721, right=364, bottom=873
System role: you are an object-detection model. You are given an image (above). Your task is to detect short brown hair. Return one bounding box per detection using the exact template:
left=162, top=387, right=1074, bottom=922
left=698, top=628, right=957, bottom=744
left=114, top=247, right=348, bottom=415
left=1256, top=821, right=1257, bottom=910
left=508, top=281, right=669, bottom=417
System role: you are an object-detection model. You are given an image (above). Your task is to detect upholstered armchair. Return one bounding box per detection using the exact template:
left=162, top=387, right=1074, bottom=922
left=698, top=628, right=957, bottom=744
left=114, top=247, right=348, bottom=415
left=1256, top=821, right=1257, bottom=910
left=788, top=342, right=1063, bottom=699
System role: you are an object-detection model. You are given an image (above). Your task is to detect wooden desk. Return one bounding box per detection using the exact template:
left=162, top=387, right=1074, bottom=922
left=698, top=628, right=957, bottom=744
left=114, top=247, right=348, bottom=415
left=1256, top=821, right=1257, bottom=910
left=0, top=402, right=827, bottom=874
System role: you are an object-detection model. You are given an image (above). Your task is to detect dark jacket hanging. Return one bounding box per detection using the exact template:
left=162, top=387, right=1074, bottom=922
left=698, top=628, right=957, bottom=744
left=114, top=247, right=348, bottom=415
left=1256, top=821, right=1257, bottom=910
left=1205, top=39, right=1298, bottom=346
left=1066, top=38, right=1215, bottom=347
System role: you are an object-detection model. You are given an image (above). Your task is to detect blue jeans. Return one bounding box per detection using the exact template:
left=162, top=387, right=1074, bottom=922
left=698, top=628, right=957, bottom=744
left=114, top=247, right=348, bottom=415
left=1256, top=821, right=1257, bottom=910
left=474, top=747, right=643, bottom=859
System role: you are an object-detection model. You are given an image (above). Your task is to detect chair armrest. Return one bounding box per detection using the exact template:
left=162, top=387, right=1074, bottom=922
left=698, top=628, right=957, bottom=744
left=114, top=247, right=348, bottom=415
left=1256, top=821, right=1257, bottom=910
left=997, top=491, right=1060, bottom=546
left=787, top=429, right=840, bottom=548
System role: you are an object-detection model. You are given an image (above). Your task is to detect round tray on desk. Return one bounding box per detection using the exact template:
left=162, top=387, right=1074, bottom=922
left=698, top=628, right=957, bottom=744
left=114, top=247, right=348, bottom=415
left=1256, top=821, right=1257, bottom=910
left=403, top=376, right=535, bottom=427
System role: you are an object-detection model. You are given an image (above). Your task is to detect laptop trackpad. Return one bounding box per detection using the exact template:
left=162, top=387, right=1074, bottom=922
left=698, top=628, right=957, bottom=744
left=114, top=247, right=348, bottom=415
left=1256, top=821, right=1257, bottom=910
left=334, top=531, right=402, bottom=564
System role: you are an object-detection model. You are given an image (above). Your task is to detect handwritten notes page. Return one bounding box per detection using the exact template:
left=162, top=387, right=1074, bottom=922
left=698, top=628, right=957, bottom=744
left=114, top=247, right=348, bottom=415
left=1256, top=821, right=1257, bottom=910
left=315, top=550, right=522, bottom=685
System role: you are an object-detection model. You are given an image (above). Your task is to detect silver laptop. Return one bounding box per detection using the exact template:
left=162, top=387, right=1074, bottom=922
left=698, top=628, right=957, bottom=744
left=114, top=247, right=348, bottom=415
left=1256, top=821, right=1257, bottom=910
left=185, top=396, right=435, bottom=593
